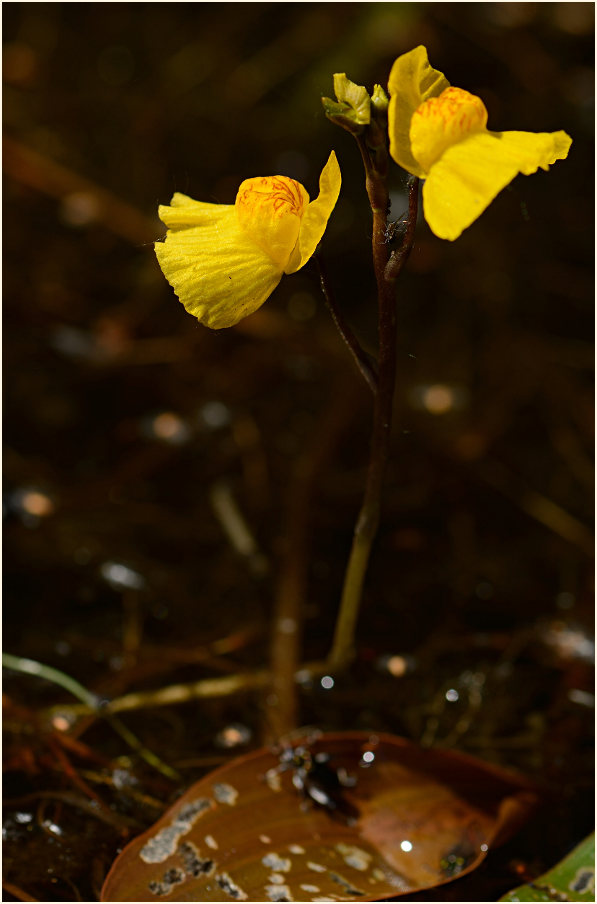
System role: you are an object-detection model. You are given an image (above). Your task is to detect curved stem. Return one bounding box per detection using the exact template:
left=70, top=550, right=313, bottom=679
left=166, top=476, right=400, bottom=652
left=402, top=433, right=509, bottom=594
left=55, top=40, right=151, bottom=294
left=2, top=652, right=100, bottom=709
left=3, top=651, right=180, bottom=781
left=327, top=174, right=419, bottom=669
left=316, top=254, right=378, bottom=393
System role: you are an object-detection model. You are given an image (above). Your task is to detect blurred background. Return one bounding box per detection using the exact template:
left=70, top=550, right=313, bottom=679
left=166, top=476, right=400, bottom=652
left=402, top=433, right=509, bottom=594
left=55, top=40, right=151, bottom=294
left=3, top=3, right=594, bottom=901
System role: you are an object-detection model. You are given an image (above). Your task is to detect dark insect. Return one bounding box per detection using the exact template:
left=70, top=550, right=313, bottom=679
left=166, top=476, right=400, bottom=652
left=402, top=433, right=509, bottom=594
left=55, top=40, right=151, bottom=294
left=266, top=743, right=359, bottom=824
left=384, top=217, right=408, bottom=244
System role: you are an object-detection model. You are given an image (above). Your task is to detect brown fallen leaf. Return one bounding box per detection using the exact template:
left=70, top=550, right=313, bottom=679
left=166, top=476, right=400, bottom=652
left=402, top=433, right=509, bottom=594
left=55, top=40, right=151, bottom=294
left=101, top=731, right=538, bottom=902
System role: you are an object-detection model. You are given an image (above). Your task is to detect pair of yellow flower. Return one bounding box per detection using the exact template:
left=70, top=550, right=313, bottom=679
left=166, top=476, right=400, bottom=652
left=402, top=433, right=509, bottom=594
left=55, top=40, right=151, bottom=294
left=156, top=46, right=571, bottom=330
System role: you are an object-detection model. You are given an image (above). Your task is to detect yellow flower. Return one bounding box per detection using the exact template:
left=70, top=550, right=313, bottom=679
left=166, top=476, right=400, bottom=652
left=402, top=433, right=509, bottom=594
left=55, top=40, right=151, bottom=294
left=388, top=46, right=572, bottom=241
left=155, top=151, right=341, bottom=329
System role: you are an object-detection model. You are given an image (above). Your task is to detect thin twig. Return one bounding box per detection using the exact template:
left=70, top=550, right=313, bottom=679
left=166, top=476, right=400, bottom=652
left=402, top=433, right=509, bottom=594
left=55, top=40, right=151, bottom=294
left=209, top=480, right=269, bottom=576
left=45, top=670, right=270, bottom=719
left=5, top=791, right=139, bottom=831
left=2, top=881, right=39, bottom=902
left=316, top=254, right=378, bottom=392
left=45, top=735, right=110, bottom=811
left=3, top=137, right=156, bottom=245
left=107, top=714, right=180, bottom=780
left=77, top=769, right=165, bottom=809
left=43, top=660, right=332, bottom=719
left=477, top=459, right=594, bottom=555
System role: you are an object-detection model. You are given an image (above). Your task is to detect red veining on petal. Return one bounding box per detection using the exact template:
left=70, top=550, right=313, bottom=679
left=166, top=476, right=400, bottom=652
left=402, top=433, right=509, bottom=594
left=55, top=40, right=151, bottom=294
left=236, top=176, right=306, bottom=219
left=234, top=174, right=309, bottom=268
left=413, top=87, right=487, bottom=134
left=410, top=86, right=488, bottom=171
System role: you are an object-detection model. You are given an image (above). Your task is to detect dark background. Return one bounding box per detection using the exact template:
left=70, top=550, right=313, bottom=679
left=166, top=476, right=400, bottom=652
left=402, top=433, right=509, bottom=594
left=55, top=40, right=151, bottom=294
left=3, top=3, right=594, bottom=901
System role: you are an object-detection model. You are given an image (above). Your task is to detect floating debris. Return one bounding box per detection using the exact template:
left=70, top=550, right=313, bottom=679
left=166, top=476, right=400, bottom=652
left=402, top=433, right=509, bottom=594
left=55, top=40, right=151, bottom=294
left=329, top=871, right=365, bottom=896
left=264, top=769, right=282, bottom=792
left=140, top=799, right=211, bottom=863
left=267, top=873, right=286, bottom=885
left=265, top=883, right=293, bottom=902
left=539, top=619, right=594, bottom=664
left=262, top=852, right=291, bottom=873
left=215, top=871, right=248, bottom=901
left=212, top=783, right=239, bottom=806
left=178, top=841, right=214, bottom=878
left=148, top=867, right=185, bottom=897
left=335, top=843, right=372, bottom=871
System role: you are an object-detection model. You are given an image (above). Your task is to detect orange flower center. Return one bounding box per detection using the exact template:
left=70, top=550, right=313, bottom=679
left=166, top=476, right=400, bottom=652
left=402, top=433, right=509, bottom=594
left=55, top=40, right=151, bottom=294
left=236, top=176, right=307, bottom=219
left=410, top=86, right=488, bottom=172
left=235, top=176, right=309, bottom=268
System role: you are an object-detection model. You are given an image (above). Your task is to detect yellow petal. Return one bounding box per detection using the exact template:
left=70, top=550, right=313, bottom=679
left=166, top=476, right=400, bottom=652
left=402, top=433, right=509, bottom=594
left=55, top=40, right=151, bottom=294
left=285, top=151, right=342, bottom=274
left=422, top=129, right=573, bottom=241
left=494, top=128, right=572, bottom=173
left=235, top=175, right=309, bottom=270
left=387, top=45, right=450, bottom=178
left=158, top=192, right=231, bottom=229
left=155, top=206, right=282, bottom=329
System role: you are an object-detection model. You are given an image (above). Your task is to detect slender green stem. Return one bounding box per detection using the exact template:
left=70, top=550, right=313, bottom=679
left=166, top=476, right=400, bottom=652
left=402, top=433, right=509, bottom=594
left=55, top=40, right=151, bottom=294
left=42, top=660, right=333, bottom=718
left=327, top=161, right=419, bottom=669
left=2, top=653, right=99, bottom=708
left=107, top=714, right=180, bottom=780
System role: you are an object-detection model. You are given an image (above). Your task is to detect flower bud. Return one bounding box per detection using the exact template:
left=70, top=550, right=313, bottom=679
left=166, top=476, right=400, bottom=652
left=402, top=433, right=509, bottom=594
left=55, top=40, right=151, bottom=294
left=371, top=84, right=389, bottom=115
left=322, top=73, right=371, bottom=135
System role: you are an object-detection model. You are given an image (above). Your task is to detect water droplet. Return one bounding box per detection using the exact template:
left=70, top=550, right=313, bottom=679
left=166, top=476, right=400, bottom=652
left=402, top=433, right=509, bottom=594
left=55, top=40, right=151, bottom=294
left=147, top=411, right=190, bottom=444
left=199, top=401, right=231, bottom=429
left=100, top=561, right=145, bottom=591
left=215, top=724, right=252, bottom=749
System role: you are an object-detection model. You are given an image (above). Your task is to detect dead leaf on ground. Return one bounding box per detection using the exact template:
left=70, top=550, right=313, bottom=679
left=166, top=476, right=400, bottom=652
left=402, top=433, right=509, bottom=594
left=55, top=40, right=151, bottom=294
left=101, top=731, right=538, bottom=902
